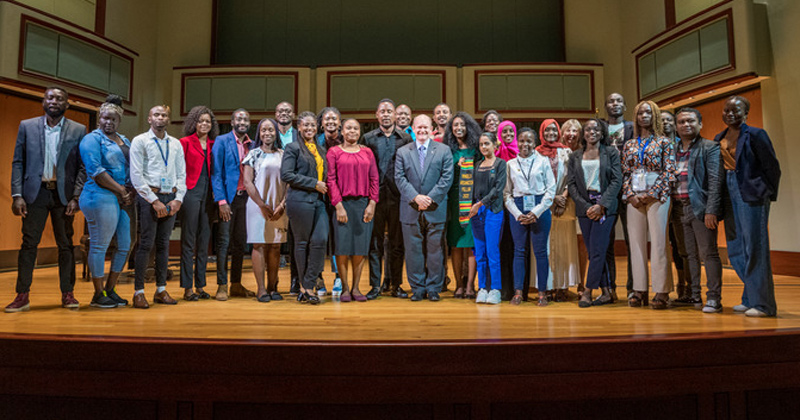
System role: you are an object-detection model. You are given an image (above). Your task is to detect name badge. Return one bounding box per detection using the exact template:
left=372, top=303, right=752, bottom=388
left=631, top=168, right=648, bottom=193
left=523, top=195, right=536, bottom=212
left=160, top=176, right=173, bottom=192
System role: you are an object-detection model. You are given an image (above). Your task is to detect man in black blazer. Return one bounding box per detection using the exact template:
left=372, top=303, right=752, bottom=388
left=394, top=114, right=454, bottom=301
left=604, top=92, right=634, bottom=301
left=361, top=98, right=412, bottom=299
left=6, top=87, right=86, bottom=312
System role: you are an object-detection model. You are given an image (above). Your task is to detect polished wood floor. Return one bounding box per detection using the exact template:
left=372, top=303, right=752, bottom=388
left=1, top=258, right=798, bottom=342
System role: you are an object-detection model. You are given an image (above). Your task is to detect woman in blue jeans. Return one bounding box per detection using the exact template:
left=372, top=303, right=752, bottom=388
left=503, top=127, right=556, bottom=306
left=714, top=96, right=781, bottom=317
left=566, top=119, right=622, bottom=307
left=469, top=133, right=507, bottom=305
left=79, top=95, right=134, bottom=308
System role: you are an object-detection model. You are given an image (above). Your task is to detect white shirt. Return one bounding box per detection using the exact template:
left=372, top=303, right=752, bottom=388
left=503, top=151, right=556, bottom=219
left=130, top=129, right=187, bottom=203
left=43, top=117, right=64, bottom=181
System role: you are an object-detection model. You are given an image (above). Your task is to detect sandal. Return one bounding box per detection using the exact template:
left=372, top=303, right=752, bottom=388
left=537, top=296, right=548, bottom=307
left=510, top=295, right=522, bottom=306
left=592, top=294, right=613, bottom=306
left=269, top=291, right=283, bottom=301
left=628, top=291, right=649, bottom=307
left=465, top=291, right=476, bottom=300
left=454, top=287, right=465, bottom=299
left=257, top=293, right=271, bottom=303
left=183, top=292, right=199, bottom=301
left=651, top=294, right=669, bottom=310
left=196, top=291, right=211, bottom=300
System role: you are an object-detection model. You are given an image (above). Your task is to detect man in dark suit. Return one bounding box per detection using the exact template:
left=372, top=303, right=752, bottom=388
left=211, top=108, right=256, bottom=300
left=394, top=114, right=453, bottom=301
left=362, top=98, right=412, bottom=299
left=6, top=86, right=86, bottom=312
left=604, top=92, right=634, bottom=302
left=275, top=101, right=301, bottom=294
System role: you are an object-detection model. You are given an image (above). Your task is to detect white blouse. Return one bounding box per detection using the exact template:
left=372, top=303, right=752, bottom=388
left=504, top=151, right=556, bottom=219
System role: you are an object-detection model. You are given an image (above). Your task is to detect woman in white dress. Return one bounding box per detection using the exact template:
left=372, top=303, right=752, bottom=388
left=243, top=118, right=288, bottom=302
left=537, top=119, right=581, bottom=302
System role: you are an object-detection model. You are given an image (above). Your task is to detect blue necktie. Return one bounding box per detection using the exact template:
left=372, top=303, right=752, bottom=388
left=418, top=145, right=426, bottom=172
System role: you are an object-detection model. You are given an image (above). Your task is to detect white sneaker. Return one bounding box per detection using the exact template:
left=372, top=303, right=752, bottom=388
left=745, top=308, right=769, bottom=317
left=702, top=300, right=722, bottom=313
left=487, top=289, right=501, bottom=305
left=475, top=289, right=488, bottom=304
left=332, top=277, right=342, bottom=297
left=733, top=304, right=750, bottom=313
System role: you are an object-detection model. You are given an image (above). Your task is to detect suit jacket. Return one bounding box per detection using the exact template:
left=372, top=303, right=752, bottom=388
left=361, top=126, right=412, bottom=196
left=675, top=137, right=722, bottom=221
left=211, top=131, right=245, bottom=204
left=280, top=140, right=328, bottom=203
left=11, top=116, right=86, bottom=205
left=566, top=144, right=623, bottom=216
left=394, top=139, right=454, bottom=224
left=181, top=133, right=214, bottom=190
left=713, top=123, right=780, bottom=203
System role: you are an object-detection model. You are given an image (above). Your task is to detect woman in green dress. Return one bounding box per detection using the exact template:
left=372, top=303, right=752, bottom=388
left=443, top=112, right=482, bottom=299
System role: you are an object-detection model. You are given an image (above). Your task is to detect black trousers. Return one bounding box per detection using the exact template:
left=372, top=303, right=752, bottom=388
left=135, top=193, right=176, bottom=290
left=287, top=198, right=329, bottom=290
left=16, top=184, right=75, bottom=294
left=180, top=184, right=213, bottom=289
left=216, top=192, right=247, bottom=285
left=368, top=188, right=404, bottom=290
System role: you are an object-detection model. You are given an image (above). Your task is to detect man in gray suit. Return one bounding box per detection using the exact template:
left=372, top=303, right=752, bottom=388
left=394, top=115, right=453, bottom=301
left=7, top=86, right=86, bottom=312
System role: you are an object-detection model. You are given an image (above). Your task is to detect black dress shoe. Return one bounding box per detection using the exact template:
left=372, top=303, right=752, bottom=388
left=390, top=286, right=409, bottom=299
left=366, top=287, right=382, bottom=300
left=428, top=292, right=441, bottom=302
left=410, top=293, right=424, bottom=302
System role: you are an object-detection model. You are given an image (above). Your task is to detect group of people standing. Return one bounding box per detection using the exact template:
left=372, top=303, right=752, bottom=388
left=6, top=87, right=781, bottom=317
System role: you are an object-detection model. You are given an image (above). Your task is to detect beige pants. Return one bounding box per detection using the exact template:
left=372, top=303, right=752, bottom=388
left=626, top=197, right=672, bottom=294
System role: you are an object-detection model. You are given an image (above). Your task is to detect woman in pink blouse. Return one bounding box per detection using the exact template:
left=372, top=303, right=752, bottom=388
left=621, top=100, right=676, bottom=309
left=326, top=119, right=379, bottom=302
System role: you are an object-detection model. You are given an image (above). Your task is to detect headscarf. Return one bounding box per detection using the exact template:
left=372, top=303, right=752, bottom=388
left=495, top=120, right=518, bottom=161
left=536, top=118, right=567, bottom=159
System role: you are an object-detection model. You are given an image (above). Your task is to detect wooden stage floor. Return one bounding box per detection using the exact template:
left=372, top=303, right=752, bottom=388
left=1, top=259, right=799, bottom=343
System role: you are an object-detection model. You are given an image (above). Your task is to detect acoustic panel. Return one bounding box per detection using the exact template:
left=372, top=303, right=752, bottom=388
left=329, top=74, right=443, bottom=112
left=478, top=72, right=592, bottom=112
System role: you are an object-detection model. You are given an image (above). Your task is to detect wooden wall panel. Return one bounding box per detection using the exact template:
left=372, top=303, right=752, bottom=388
left=0, top=91, right=90, bottom=252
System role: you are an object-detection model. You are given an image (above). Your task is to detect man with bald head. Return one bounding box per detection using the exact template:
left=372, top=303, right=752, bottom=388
left=394, top=114, right=453, bottom=301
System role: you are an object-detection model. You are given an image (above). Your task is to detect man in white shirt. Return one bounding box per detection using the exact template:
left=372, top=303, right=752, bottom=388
left=129, top=105, right=187, bottom=308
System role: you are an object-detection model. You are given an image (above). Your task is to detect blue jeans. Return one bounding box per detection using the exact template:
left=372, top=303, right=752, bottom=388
left=724, top=171, right=777, bottom=315
left=471, top=207, right=504, bottom=290
left=80, top=190, right=131, bottom=278
left=509, top=196, right=551, bottom=292
left=578, top=215, right=616, bottom=290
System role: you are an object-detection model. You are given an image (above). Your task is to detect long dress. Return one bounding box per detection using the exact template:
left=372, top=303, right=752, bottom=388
left=243, top=148, right=288, bottom=244
left=537, top=148, right=581, bottom=289
left=446, top=147, right=476, bottom=248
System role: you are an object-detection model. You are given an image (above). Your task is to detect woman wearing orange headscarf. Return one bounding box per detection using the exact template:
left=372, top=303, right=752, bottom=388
left=535, top=119, right=581, bottom=302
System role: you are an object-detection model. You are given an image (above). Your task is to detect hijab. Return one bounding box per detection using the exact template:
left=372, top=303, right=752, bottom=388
left=495, top=120, right=518, bottom=161
left=536, top=118, right=567, bottom=159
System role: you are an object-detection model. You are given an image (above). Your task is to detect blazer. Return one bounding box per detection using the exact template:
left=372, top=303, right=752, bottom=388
left=280, top=139, right=328, bottom=203
left=713, top=123, right=781, bottom=203
left=394, top=139, right=454, bottom=224
left=474, top=158, right=507, bottom=214
left=181, top=133, right=214, bottom=190
left=566, top=144, right=623, bottom=216
left=361, top=126, right=412, bottom=196
left=675, top=137, right=722, bottom=221
left=11, top=116, right=86, bottom=205
left=211, top=131, right=245, bottom=204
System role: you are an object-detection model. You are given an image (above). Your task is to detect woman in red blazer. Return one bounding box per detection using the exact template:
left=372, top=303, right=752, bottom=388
left=179, top=106, right=219, bottom=301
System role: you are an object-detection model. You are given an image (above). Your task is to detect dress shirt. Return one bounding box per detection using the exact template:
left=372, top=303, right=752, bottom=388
left=43, top=117, right=65, bottom=181
left=504, top=152, right=556, bottom=219
left=279, top=127, right=295, bottom=147
left=235, top=134, right=251, bottom=191
left=130, top=129, right=187, bottom=203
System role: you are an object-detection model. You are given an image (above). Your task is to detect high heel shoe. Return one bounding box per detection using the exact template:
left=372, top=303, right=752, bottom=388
left=298, top=291, right=321, bottom=305
left=628, top=290, right=649, bottom=307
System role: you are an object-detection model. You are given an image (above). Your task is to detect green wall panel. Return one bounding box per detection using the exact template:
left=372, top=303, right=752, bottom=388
left=58, top=35, right=110, bottom=92
left=215, top=0, right=564, bottom=65
left=184, top=78, right=212, bottom=113
left=699, top=18, right=730, bottom=72
left=23, top=24, right=59, bottom=76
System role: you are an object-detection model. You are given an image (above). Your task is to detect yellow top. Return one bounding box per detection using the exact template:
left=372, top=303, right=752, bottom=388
left=306, top=141, right=324, bottom=181
left=720, top=136, right=737, bottom=171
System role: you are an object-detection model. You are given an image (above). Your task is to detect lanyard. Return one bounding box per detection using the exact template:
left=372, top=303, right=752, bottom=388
left=154, top=137, right=169, bottom=167
left=520, top=156, right=535, bottom=185
left=637, top=135, right=652, bottom=165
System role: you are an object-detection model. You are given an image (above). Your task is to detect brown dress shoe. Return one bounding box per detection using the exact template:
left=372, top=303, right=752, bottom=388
left=215, top=284, right=228, bottom=301
left=132, top=293, right=150, bottom=309
left=153, top=290, right=177, bottom=305
left=229, top=283, right=255, bottom=298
